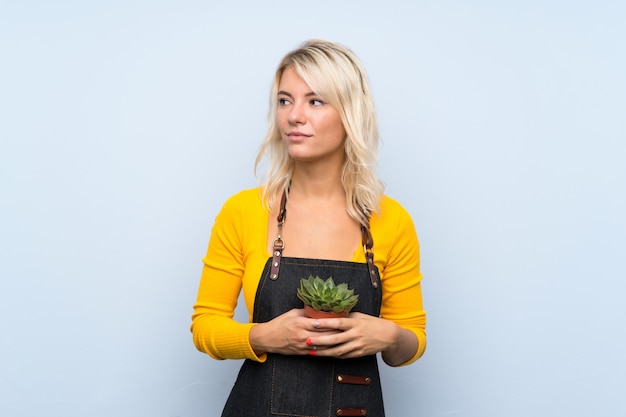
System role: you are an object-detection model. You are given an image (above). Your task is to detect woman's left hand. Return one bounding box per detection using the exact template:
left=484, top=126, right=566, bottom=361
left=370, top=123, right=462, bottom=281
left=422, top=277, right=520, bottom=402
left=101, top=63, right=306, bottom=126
left=306, top=312, right=416, bottom=365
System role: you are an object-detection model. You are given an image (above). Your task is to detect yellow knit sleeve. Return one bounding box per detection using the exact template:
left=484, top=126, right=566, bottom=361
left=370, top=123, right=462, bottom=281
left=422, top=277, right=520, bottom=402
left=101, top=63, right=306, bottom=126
left=376, top=197, right=427, bottom=366
left=190, top=191, right=266, bottom=362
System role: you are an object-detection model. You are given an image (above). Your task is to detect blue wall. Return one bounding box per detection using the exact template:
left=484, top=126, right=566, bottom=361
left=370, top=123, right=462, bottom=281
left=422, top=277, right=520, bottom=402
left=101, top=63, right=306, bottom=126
left=1, top=1, right=624, bottom=416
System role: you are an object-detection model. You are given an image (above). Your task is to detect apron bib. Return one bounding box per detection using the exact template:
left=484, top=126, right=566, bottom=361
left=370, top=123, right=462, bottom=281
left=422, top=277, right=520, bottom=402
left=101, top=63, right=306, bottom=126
left=221, top=194, right=385, bottom=417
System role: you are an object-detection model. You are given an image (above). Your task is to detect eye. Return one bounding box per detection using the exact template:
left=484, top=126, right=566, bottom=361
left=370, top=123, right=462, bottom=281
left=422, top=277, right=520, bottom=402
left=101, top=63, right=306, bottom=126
left=278, top=98, right=290, bottom=106
left=310, top=99, right=325, bottom=106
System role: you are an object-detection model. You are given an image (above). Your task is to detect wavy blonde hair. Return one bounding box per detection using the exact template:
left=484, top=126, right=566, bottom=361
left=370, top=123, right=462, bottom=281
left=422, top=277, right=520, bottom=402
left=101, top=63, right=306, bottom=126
left=255, top=39, right=384, bottom=226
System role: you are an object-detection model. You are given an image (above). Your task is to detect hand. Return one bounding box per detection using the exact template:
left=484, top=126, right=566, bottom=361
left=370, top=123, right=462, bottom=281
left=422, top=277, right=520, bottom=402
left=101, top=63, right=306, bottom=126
left=305, top=312, right=415, bottom=365
left=249, top=309, right=341, bottom=356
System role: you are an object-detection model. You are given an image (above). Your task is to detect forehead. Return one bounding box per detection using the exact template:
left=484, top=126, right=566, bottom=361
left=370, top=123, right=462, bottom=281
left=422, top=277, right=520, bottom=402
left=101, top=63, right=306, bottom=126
left=278, top=67, right=313, bottom=92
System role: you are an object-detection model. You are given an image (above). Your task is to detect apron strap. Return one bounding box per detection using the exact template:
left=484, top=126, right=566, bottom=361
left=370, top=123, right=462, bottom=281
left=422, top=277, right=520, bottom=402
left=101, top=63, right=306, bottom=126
left=270, top=189, right=378, bottom=288
left=361, top=222, right=378, bottom=288
left=269, top=191, right=287, bottom=280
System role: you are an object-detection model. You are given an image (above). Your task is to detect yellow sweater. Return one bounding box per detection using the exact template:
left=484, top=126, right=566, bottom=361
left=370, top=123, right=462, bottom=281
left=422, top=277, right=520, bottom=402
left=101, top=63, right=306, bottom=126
left=191, top=188, right=427, bottom=365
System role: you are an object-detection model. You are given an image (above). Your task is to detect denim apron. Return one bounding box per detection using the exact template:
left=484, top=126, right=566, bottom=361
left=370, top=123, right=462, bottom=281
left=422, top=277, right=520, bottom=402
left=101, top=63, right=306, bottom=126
left=221, top=194, right=385, bottom=417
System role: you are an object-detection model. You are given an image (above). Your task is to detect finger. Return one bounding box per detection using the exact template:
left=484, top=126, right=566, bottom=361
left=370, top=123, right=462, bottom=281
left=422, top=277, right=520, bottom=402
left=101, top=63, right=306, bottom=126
left=305, top=337, right=336, bottom=353
left=308, top=330, right=351, bottom=348
left=310, top=317, right=347, bottom=331
left=312, top=342, right=356, bottom=359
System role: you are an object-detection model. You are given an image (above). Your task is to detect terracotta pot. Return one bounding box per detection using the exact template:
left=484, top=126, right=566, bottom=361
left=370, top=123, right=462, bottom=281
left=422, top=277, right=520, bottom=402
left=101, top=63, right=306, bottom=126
left=303, top=304, right=349, bottom=319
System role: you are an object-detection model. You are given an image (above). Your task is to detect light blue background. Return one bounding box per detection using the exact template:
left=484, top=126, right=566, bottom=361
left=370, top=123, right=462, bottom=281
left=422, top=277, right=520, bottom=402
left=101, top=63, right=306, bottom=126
left=1, top=1, right=624, bottom=416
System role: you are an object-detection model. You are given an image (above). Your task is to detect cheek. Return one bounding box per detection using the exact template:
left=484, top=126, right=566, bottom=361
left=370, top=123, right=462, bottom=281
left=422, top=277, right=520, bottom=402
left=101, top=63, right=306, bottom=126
left=276, top=112, right=289, bottom=131
left=337, top=124, right=347, bottom=139
left=329, top=119, right=346, bottom=140
left=320, top=114, right=345, bottom=137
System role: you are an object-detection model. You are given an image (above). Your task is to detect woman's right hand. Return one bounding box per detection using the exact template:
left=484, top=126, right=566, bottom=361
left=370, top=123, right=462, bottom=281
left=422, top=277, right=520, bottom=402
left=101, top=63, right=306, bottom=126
left=249, top=308, right=340, bottom=356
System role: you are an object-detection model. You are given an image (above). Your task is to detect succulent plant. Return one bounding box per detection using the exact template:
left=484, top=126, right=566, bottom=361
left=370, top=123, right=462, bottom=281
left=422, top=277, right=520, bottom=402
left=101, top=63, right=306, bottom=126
left=297, top=275, right=359, bottom=314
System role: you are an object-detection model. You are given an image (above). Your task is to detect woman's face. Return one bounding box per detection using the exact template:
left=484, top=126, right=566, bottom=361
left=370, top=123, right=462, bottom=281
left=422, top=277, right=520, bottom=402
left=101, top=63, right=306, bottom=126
left=276, top=67, right=346, bottom=165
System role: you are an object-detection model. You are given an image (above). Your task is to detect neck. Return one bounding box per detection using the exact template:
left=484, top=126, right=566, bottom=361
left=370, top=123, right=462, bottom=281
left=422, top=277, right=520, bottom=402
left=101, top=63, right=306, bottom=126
left=289, top=161, right=344, bottom=199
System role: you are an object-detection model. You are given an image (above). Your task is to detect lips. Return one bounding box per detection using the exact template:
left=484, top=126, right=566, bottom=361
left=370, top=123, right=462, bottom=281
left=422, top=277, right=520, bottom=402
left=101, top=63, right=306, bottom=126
left=286, top=132, right=312, bottom=143
left=288, top=132, right=312, bottom=138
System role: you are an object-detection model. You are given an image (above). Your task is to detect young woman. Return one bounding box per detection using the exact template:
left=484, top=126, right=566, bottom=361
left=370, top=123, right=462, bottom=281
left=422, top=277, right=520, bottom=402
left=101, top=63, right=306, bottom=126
left=191, top=39, right=426, bottom=417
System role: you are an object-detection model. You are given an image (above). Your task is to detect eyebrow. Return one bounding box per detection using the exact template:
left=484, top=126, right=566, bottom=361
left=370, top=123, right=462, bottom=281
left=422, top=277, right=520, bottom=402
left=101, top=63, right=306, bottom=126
left=277, top=90, right=318, bottom=98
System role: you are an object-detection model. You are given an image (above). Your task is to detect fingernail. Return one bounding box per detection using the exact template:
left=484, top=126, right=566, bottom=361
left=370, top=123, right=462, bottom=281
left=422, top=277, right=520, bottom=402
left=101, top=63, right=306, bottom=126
left=309, top=349, right=317, bottom=356
left=306, top=338, right=313, bottom=345
left=312, top=321, right=320, bottom=328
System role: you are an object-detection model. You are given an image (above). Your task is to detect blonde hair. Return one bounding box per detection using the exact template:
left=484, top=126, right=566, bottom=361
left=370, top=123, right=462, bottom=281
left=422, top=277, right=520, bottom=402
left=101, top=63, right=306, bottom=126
left=255, top=39, right=384, bottom=226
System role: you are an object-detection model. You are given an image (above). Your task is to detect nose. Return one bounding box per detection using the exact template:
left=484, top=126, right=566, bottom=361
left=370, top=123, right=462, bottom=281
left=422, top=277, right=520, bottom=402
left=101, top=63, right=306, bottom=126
left=288, top=101, right=306, bottom=125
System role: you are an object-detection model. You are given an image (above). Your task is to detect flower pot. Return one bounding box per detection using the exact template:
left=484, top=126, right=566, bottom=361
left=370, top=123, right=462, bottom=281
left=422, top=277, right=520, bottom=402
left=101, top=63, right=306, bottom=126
left=303, top=304, right=349, bottom=319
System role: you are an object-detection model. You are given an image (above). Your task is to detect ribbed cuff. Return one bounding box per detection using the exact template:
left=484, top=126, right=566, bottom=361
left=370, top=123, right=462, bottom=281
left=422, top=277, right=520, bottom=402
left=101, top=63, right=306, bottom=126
left=209, top=322, right=267, bottom=362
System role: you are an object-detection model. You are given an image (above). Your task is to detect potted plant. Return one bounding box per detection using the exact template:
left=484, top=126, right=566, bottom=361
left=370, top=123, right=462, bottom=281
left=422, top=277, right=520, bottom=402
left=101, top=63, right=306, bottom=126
left=297, top=275, right=359, bottom=319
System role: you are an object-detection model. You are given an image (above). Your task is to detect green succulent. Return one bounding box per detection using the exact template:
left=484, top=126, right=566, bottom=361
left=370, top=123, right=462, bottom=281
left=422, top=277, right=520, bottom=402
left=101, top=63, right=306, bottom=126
left=297, top=275, right=359, bottom=314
